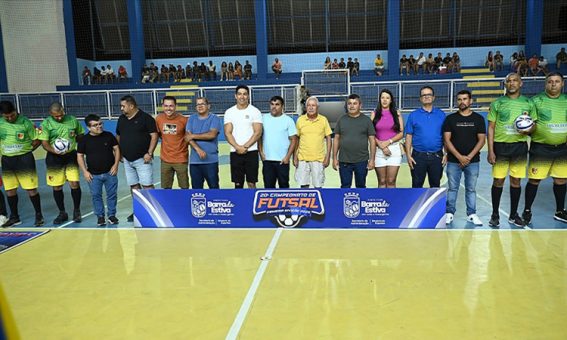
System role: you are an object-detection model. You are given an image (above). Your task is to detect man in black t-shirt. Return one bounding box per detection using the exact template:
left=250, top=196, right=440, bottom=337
left=116, top=95, right=158, bottom=222
left=77, top=114, right=121, bottom=226
left=442, top=90, right=486, bottom=226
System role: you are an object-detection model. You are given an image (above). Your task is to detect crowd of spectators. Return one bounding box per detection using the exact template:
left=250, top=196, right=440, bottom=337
left=82, top=64, right=128, bottom=85
left=141, top=60, right=253, bottom=83
left=398, top=52, right=461, bottom=76
left=323, top=56, right=360, bottom=76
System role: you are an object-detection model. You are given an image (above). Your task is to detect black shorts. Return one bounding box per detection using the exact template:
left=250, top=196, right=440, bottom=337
left=46, top=150, right=79, bottom=170
left=494, top=142, right=528, bottom=161
left=230, top=151, right=259, bottom=184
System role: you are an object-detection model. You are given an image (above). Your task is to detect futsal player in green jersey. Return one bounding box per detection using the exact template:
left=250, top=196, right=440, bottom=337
left=39, top=103, right=85, bottom=224
left=0, top=101, right=44, bottom=227
left=522, top=72, right=567, bottom=224
left=487, top=73, right=536, bottom=228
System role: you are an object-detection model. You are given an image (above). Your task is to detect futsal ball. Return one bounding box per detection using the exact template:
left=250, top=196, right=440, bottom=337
left=275, top=214, right=301, bottom=228
left=514, top=114, right=534, bottom=132
left=52, top=138, right=70, bottom=153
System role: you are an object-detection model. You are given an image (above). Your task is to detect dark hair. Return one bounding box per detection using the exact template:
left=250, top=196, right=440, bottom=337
left=347, top=93, right=361, bottom=101
left=196, top=97, right=209, bottom=105
left=235, top=84, right=249, bottom=94
left=270, top=95, right=284, bottom=105
left=120, top=95, right=137, bottom=107
left=0, top=101, right=16, bottom=115
left=420, top=86, right=435, bottom=96
left=84, top=114, right=101, bottom=126
left=546, top=71, right=564, bottom=80
left=372, top=89, right=400, bottom=133
left=456, top=90, right=472, bottom=99
left=162, top=96, right=177, bottom=104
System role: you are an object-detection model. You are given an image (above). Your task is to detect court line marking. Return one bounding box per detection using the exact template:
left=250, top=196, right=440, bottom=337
left=226, top=228, right=283, bottom=340
left=469, top=183, right=532, bottom=230
left=58, top=181, right=161, bottom=228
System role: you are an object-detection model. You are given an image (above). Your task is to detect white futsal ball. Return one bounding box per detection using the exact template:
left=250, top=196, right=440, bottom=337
left=514, top=114, right=534, bottom=132
left=275, top=214, right=301, bottom=227
left=52, top=138, right=71, bottom=153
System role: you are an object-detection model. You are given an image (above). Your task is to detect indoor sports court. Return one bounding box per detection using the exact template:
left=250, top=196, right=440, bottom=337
left=1, top=0, right=567, bottom=339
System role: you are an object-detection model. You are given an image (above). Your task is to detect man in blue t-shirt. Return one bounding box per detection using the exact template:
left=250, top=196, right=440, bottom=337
left=185, top=97, right=222, bottom=189
left=405, top=86, right=447, bottom=188
left=258, top=96, right=298, bottom=188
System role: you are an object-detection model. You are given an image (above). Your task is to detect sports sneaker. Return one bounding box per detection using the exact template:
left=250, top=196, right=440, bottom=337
left=127, top=214, right=134, bottom=223
left=508, top=213, right=526, bottom=227
left=34, top=214, right=45, bottom=227
left=53, top=212, right=69, bottom=225
left=467, top=214, right=483, bottom=226
left=108, top=216, right=119, bottom=225
left=445, top=213, right=454, bottom=224
left=488, top=214, right=500, bottom=228
left=2, top=216, right=21, bottom=228
left=554, top=210, right=567, bottom=223
left=97, top=216, right=106, bottom=227
left=73, top=209, right=82, bottom=223
left=0, top=215, right=8, bottom=226
left=522, top=209, right=532, bottom=225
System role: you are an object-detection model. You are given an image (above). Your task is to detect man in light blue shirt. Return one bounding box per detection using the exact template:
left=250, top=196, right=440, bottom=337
left=258, top=96, right=298, bottom=188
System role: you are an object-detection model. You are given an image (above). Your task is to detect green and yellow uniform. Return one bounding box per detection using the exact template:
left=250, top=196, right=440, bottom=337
left=488, top=95, right=536, bottom=179
left=39, top=115, right=85, bottom=186
left=528, top=92, right=567, bottom=179
left=0, top=115, right=40, bottom=190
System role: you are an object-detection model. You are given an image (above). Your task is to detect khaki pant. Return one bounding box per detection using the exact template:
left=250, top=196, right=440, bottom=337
left=160, top=161, right=189, bottom=189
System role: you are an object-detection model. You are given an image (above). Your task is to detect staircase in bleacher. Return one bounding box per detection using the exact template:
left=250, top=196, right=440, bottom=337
left=159, top=78, right=199, bottom=112
left=461, top=68, right=503, bottom=108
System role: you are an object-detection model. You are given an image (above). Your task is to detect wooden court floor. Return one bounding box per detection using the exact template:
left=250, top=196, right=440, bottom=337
left=1, top=228, right=566, bottom=339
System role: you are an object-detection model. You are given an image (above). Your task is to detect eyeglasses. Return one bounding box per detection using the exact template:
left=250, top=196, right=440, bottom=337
left=196, top=103, right=208, bottom=107
left=420, top=93, right=434, bottom=97
left=89, top=122, right=103, bottom=128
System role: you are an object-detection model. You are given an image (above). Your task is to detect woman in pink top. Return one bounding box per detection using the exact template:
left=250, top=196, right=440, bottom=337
left=370, top=89, right=404, bottom=188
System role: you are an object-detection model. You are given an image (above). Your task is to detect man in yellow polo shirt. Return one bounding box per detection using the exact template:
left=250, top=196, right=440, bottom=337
left=293, top=96, right=332, bottom=188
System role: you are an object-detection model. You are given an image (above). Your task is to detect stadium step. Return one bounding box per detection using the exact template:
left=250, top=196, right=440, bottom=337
left=472, top=89, right=504, bottom=95
left=467, top=81, right=501, bottom=87
left=462, top=74, right=496, bottom=79
left=165, top=91, right=197, bottom=97
left=460, top=68, right=491, bottom=74
left=177, top=98, right=193, bottom=104
left=475, top=97, right=499, bottom=103
left=169, top=84, right=199, bottom=89
left=157, top=105, right=189, bottom=111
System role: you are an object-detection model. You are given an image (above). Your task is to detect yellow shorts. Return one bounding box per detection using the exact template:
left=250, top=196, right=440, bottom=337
left=1, top=153, right=39, bottom=190
left=492, top=157, right=527, bottom=179
left=528, top=157, right=567, bottom=179
left=46, top=151, right=80, bottom=186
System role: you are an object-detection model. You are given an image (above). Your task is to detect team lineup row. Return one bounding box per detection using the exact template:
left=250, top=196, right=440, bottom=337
left=0, top=73, right=565, bottom=228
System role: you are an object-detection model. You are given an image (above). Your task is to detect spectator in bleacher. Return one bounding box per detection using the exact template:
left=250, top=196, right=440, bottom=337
left=39, top=102, right=85, bottom=225
left=258, top=96, right=298, bottom=188
left=208, top=61, right=217, bottom=81
left=425, top=53, right=435, bottom=74
left=272, top=58, right=283, bottom=78
left=141, top=65, right=150, bottom=83
left=185, top=97, right=222, bottom=189
left=200, top=62, right=209, bottom=81
left=371, top=89, right=404, bottom=188
left=186, top=63, right=193, bottom=81
left=82, top=66, right=91, bottom=85
left=174, top=65, right=184, bottom=82
left=404, top=86, right=446, bottom=188
left=294, top=96, right=332, bottom=188
left=244, top=60, right=252, bottom=80
left=556, top=47, right=567, bottom=69
left=332, top=58, right=339, bottom=69
left=234, top=61, right=243, bottom=80
left=434, top=53, right=443, bottom=73
left=339, top=58, right=346, bottom=69
left=485, top=51, right=494, bottom=71
left=516, top=51, right=528, bottom=76
left=221, top=61, right=228, bottom=81
left=529, top=55, right=543, bottom=76
left=539, top=56, right=549, bottom=75
left=353, top=58, right=360, bottom=76
left=408, top=55, right=417, bottom=75
left=452, top=52, right=461, bottom=73
left=324, top=56, right=332, bottom=70
left=148, top=63, right=158, bottom=83
left=77, top=114, right=121, bottom=226
left=93, top=66, right=101, bottom=84
left=510, top=53, right=519, bottom=72
left=168, top=64, right=176, bottom=81
left=416, top=52, right=426, bottom=74
left=160, top=64, right=169, bottom=82
left=332, top=94, right=376, bottom=188
left=374, top=54, right=384, bottom=76
left=156, top=96, right=189, bottom=189
left=192, top=61, right=201, bottom=81
left=494, top=51, right=504, bottom=71
left=100, top=66, right=108, bottom=83
left=399, top=54, right=410, bottom=76
left=105, top=65, right=116, bottom=83
left=116, top=95, right=158, bottom=223
left=224, top=85, right=263, bottom=189
left=228, top=62, right=235, bottom=81
left=347, top=57, right=354, bottom=75
left=443, top=53, right=454, bottom=73
left=118, top=65, right=127, bottom=81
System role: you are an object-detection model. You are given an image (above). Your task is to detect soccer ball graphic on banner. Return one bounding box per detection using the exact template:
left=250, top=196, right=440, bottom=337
left=52, top=138, right=71, bottom=153
left=274, top=214, right=302, bottom=228
left=514, top=113, right=534, bottom=132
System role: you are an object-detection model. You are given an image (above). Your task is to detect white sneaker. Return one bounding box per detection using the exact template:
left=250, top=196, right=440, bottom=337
left=445, top=213, right=454, bottom=224
left=0, top=215, right=7, bottom=226
left=467, top=214, right=483, bottom=226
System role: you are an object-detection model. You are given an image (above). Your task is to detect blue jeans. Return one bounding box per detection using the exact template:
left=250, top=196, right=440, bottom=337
left=411, top=150, right=444, bottom=188
left=190, top=163, right=219, bottom=189
left=89, top=172, right=118, bottom=218
left=339, top=161, right=368, bottom=188
left=445, top=162, right=479, bottom=215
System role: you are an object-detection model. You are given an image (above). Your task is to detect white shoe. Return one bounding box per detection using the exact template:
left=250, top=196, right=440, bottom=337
left=445, top=213, right=454, bottom=224
left=467, top=214, right=483, bottom=226
left=0, top=215, right=7, bottom=226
